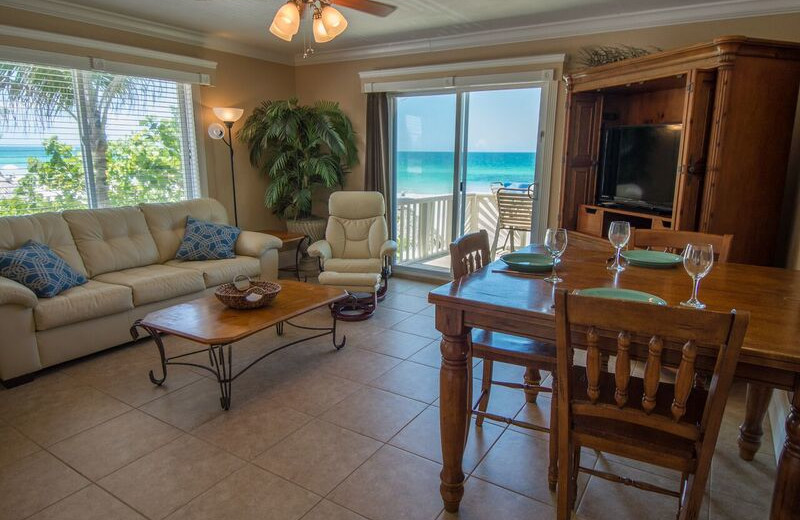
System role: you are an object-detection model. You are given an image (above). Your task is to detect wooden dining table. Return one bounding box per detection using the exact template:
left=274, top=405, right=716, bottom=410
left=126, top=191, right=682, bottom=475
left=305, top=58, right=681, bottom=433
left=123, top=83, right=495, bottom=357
left=428, top=245, right=800, bottom=519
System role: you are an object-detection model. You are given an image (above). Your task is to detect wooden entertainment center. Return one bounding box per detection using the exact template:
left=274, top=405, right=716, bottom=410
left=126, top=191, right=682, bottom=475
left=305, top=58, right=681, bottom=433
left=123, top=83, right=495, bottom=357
left=559, top=36, right=800, bottom=265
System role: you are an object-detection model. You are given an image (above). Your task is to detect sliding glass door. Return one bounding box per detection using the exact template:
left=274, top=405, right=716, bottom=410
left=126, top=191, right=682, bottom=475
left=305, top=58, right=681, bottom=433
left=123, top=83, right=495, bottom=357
left=392, top=84, right=549, bottom=274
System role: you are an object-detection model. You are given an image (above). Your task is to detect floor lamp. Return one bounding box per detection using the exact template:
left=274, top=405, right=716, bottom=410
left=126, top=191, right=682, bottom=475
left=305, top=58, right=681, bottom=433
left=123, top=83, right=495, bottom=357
left=208, top=107, right=244, bottom=227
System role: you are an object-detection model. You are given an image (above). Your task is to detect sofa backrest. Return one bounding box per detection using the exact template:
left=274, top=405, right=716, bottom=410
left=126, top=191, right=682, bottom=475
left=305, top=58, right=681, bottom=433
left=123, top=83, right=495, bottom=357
left=139, top=198, right=229, bottom=263
left=62, top=206, right=159, bottom=277
left=0, top=212, right=88, bottom=277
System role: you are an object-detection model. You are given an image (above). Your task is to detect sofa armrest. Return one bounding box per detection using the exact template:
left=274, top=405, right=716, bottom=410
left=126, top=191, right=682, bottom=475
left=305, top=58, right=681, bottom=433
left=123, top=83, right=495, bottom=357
left=308, top=240, right=332, bottom=262
left=380, top=240, right=398, bottom=259
left=235, top=231, right=283, bottom=257
left=0, top=277, right=38, bottom=308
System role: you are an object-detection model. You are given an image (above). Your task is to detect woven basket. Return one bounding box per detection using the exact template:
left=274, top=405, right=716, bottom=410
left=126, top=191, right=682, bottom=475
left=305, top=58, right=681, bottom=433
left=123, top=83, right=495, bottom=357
left=214, top=280, right=281, bottom=310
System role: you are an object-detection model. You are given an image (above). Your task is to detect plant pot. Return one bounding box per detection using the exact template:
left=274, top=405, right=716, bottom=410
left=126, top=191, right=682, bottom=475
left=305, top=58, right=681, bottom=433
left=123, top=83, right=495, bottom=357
left=286, top=216, right=327, bottom=244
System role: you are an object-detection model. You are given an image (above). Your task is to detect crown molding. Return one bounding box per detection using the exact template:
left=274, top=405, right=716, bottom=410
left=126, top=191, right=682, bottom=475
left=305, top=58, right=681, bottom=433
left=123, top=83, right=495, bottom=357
left=0, top=0, right=295, bottom=65
left=358, top=54, right=565, bottom=80
left=296, top=0, right=800, bottom=65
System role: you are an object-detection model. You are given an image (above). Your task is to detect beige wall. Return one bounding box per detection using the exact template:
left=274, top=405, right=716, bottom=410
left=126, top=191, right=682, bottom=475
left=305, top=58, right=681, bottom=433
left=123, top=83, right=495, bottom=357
left=293, top=12, right=800, bottom=265
left=0, top=6, right=295, bottom=232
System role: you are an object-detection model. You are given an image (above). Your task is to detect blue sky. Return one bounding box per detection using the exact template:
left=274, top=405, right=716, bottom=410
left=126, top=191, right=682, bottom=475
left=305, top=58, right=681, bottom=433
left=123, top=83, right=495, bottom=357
left=396, top=87, right=541, bottom=153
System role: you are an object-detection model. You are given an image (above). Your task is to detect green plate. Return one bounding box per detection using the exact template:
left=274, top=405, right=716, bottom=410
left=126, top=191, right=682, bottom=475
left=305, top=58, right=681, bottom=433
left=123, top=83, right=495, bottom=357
left=500, top=253, right=554, bottom=273
left=621, top=250, right=683, bottom=268
left=576, top=287, right=667, bottom=306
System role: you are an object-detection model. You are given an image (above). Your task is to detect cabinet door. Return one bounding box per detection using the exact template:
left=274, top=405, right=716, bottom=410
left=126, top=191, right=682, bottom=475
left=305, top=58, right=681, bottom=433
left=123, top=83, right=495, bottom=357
left=673, top=70, right=716, bottom=230
left=560, top=93, right=603, bottom=229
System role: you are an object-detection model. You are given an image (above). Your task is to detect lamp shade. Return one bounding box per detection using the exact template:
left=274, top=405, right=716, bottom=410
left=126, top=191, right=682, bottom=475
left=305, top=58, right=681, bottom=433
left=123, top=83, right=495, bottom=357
left=320, top=6, right=348, bottom=38
left=269, top=22, right=294, bottom=42
left=313, top=16, right=334, bottom=43
left=271, top=2, right=300, bottom=36
left=213, top=107, right=244, bottom=123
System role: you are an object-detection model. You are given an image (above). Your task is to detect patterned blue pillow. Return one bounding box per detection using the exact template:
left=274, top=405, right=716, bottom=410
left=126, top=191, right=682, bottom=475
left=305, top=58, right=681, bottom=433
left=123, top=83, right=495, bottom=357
left=175, top=217, right=241, bottom=261
left=0, top=240, right=87, bottom=298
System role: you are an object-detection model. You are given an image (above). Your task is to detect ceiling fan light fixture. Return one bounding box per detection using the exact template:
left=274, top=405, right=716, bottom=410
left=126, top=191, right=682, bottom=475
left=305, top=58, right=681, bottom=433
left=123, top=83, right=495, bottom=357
left=320, top=5, right=348, bottom=38
left=312, top=10, right=334, bottom=43
left=271, top=1, right=301, bottom=36
left=269, top=22, right=294, bottom=42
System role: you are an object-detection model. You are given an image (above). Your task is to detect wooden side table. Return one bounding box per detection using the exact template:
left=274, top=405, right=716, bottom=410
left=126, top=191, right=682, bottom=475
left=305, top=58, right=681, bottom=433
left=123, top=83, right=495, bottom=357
left=259, top=230, right=310, bottom=281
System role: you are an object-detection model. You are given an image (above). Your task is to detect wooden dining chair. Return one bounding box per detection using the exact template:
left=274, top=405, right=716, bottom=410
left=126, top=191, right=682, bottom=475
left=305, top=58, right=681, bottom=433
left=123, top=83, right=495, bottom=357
left=451, top=230, right=559, bottom=488
left=632, top=229, right=734, bottom=262
left=553, top=290, right=749, bottom=520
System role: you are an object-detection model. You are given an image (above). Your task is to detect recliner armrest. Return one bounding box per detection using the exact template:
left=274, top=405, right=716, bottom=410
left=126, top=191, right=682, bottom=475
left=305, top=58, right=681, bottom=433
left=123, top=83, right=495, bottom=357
left=235, top=231, right=283, bottom=258
left=308, top=240, right=332, bottom=261
left=0, top=276, right=38, bottom=308
left=380, top=240, right=398, bottom=259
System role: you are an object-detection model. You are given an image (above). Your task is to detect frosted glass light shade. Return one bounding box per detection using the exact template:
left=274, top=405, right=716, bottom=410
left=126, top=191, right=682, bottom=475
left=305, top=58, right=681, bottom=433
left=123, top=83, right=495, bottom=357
left=208, top=122, right=225, bottom=139
left=213, top=107, right=244, bottom=123
left=320, top=6, right=347, bottom=38
left=271, top=2, right=300, bottom=35
left=313, top=16, right=334, bottom=43
left=269, top=22, right=294, bottom=42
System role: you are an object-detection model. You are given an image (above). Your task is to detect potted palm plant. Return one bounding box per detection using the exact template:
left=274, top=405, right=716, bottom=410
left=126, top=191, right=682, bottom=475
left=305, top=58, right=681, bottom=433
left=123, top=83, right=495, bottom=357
left=238, top=97, right=358, bottom=241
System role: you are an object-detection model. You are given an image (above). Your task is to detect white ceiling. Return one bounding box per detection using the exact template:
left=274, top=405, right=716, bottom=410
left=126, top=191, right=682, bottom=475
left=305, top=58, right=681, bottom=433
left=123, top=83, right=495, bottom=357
left=3, top=0, right=798, bottom=64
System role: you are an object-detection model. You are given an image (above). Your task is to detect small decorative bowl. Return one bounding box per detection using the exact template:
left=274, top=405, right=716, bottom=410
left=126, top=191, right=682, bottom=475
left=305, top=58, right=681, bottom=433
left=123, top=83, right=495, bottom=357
left=214, top=280, right=281, bottom=310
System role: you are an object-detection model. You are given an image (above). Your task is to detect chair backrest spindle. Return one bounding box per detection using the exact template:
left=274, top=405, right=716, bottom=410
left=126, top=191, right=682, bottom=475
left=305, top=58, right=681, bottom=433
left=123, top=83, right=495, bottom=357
left=450, top=230, right=492, bottom=279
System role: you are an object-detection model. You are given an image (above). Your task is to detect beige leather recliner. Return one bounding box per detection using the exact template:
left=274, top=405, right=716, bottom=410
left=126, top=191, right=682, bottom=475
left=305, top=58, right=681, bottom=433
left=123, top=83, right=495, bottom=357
left=308, top=191, right=397, bottom=320
left=0, top=198, right=281, bottom=384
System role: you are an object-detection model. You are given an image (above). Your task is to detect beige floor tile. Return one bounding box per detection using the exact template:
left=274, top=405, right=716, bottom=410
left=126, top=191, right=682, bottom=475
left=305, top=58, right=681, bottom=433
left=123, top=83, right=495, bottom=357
left=329, top=445, right=444, bottom=520
left=391, top=314, right=440, bottom=339
left=578, top=459, right=706, bottom=520
left=192, top=400, right=311, bottom=460
left=0, top=373, right=82, bottom=421
left=267, top=371, right=363, bottom=416
left=472, top=429, right=589, bottom=506
left=0, top=424, right=40, bottom=469
left=166, top=464, right=319, bottom=520
left=255, top=419, right=381, bottom=496
left=389, top=406, right=505, bottom=473
left=509, top=395, right=553, bottom=440
left=320, top=387, right=426, bottom=442
left=0, top=451, right=88, bottom=520
left=139, top=378, right=226, bottom=431
left=710, top=447, right=776, bottom=508
left=708, top=493, right=768, bottom=520
left=9, top=384, right=130, bottom=446
left=98, top=434, right=244, bottom=520
left=49, top=409, right=182, bottom=480
left=29, top=485, right=145, bottom=520
left=419, top=304, right=436, bottom=317
left=408, top=340, right=445, bottom=368
left=369, top=307, right=415, bottom=329
left=350, top=328, right=432, bottom=360
left=81, top=363, right=203, bottom=408
left=315, top=347, right=402, bottom=384
left=396, top=281, right=439, bottom=298
left=380, top=293, right=431, bottom=314
left=437, top=476, right=555, bottom=520
left=301, top=500, right=368, bottom=520
left=469, top=378, right=527, bottom=420
left=372, top=360, right=440, bottom=403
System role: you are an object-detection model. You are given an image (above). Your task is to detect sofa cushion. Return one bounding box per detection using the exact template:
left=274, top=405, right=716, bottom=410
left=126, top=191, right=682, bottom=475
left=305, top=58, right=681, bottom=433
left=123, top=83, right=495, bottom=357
left=62, top=206, right=159, bottom=277
left=34, top=280, right=133, bottom=331
left=0, top=240, right=87, bottom=297
left=323, top=258, right=383, bottom=274
left=0, top=212, right=88, bottom=276
left=175, top=217, right=240, bottom=261
left=140, top=199, right=229, bottom=263
left=94, top=264, right=205, bottom=306
left=166, top=256, right=260, bottom=287
left=326, top=216, right=388, bottom=260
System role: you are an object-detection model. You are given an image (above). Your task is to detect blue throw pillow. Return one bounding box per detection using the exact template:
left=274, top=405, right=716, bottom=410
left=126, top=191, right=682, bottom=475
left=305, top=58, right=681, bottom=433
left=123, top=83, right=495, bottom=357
left=175, top=217, right=241, bottom=261
left=0, top=240, right=87, bottom=298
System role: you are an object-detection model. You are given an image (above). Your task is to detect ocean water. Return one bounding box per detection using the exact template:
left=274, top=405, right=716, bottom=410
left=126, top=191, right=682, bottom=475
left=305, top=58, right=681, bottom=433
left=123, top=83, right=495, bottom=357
left=0, top=145, right=49, bottom=172
left=396, top=151, right=535, bottom=195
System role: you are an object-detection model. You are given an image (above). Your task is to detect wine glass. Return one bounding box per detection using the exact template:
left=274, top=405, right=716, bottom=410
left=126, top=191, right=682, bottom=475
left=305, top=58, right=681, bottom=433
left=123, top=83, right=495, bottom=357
left=544, top=228, right=568, bottom=283
left=680, top=243, right=714, bottom=309
left=607, top=221, right=631, bottom=272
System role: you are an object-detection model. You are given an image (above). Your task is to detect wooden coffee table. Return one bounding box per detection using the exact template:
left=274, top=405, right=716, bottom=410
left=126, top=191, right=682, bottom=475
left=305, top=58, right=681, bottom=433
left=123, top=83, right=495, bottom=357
left=130, top=280, right=347, bottom=410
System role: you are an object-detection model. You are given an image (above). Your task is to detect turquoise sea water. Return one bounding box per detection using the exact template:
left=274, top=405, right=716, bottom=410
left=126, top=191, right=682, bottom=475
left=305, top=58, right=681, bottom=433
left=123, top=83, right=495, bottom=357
left=396, top=151, right=535, bottom=195
left=0, top=145, right=49, bottom=171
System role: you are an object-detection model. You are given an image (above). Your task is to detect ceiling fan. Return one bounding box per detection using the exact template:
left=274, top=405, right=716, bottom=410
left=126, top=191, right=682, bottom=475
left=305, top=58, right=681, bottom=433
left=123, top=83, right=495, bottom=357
left=269, top=0, right=396, bottom=46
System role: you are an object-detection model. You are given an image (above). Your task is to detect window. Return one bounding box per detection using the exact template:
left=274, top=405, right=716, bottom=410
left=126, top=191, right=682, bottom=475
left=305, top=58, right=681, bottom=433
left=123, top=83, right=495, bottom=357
left=0, top=60, right=201, bottom=216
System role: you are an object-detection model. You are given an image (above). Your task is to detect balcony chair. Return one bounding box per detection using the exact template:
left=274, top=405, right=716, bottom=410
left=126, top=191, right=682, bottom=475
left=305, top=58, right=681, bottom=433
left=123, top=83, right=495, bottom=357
left=309, top=191, right=397, bottom=321
left=490, top=183, right=535, bottom=259
left=450, top=229, right=559, bottom=489
left=553, top=290, right=748, bottom=520
left=632, top=229, right=734, bottom=262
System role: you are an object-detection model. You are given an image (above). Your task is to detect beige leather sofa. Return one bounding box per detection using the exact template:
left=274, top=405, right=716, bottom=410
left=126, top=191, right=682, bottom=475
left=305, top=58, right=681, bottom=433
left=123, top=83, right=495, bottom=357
left=0, top=198, right=281, bottom=384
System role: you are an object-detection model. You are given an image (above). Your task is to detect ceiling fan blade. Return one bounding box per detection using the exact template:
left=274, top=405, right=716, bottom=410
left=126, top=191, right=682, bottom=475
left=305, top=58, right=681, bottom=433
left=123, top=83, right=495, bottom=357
left=332, top=0, right=397, bottom=17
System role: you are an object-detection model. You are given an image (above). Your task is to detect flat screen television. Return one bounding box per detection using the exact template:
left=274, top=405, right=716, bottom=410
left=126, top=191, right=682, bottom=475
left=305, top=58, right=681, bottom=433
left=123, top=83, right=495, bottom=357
left=597, top=124, right=682, bottom=214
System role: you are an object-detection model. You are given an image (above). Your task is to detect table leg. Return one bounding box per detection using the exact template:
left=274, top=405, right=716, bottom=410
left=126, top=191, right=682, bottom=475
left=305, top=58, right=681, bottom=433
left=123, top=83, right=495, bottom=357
left=524, top=367, right=541, bottom=403
left=437, top=307, right=470, bottom=513
left=738, top=383, right=773, bottom=461
left=770, top=378, right=800, bottom=519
